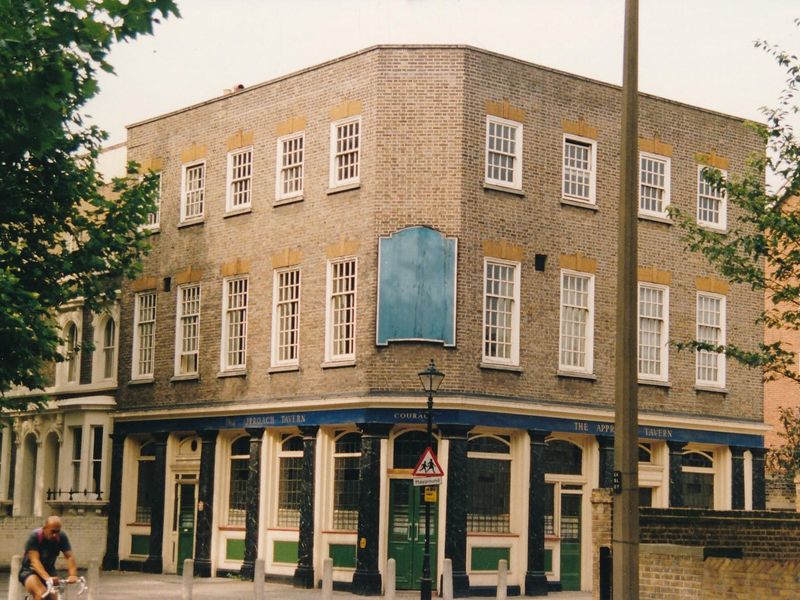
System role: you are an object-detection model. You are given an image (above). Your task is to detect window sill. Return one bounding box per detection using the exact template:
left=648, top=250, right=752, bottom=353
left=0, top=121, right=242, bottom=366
left=224, top=207, right=252, bottom=219
left=466, top=532, right=519, bottom=538
left=694, top=385, right=728, bottom=395
left=639, top=379, right=671, bottom=388
left=128, top=378, right=155, bottom=386
left=639, top=213, right=672, bottom=225
left=178, top=218, right=205, bottom=229
left=217, top=369, right=247, bottom=379
left=170, top=374, right=200, bottom=382
left=557, top=370, right=597, bottom=381
left=268, top=365, right=300, bottom=374
left=126, top=522, right=152, bottom=527
left=479, top=362, right=523, bottom=373
left=483, top=183, right=525, bottom=197
left=327, top=182, right=360, bottom=195
left=142, top=226, right=161, bottom=234
left=698, top=223, right=728, bottom=234
left=561, top=198, right=598, bottom=211
left=218, top=525, right=246, bottom=532
left=274, top=195, right=304, bottom=207
left=321, top=360, right=356, bottom=369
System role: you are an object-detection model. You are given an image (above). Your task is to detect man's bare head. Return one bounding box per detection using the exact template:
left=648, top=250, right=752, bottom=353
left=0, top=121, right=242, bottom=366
left=42, top=516, right=62, bottom=541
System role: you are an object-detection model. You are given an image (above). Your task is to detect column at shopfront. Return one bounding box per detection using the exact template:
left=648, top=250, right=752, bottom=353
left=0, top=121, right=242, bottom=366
left=240, top=428, right=265, bottom=580
left=730, top=446, right=745, bottom=510
left=352, top=423, right=392, bottom=596
left=102, top=431, right=127, bottom=571
left=750, top=447, right=766, bottom=510
left=525, top=430, right=550, bottom=597
left=195, top=430, right=218, bottom=577
left=597, top=435, right=614, bottom=489
left=440, top=424, right=471, bottom=598
left=667, top=441, right=687, bottom=508
left=294, top=426, right=319, bottom=589
left=143, top=432, right=169, bottom=573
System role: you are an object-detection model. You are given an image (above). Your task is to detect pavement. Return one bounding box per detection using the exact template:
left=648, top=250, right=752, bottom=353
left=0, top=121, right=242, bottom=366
left=0, top=570, right=593, bottom=599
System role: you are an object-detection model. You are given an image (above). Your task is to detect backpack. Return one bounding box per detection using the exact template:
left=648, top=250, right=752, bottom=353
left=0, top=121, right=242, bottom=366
left=35, top=527, right=60, bottom=545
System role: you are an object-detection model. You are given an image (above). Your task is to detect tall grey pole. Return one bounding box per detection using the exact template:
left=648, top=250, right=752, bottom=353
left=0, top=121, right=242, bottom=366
left=614, top=0, right=640, bottom=598
left=420, top=391, right=434, bottom=600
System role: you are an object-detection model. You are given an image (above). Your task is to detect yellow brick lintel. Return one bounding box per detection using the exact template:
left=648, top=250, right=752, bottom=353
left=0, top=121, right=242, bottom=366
left=559, top=252, right=597, bottom=273
left=131, top=276, right=158, bottom=292
left=173, top=266, right=204, bottom=285
left=695, top=151, right=729, bottom=171
left=483, top=240, right=524, bottom=262
left=563, top=119, right=598, bottom=140
left=137, top=157, right=163, bottom=173
left=696, top=276, right=729, bottom=295
left=639, top=136, right=673, bottom=158
left=272, top=248, right=303, bottom=269
left=326, top=238, right=359, bottom=259
left=485, top=99, right=525, bottom=123
left=276, top=116, right=307, bottom=138
left=180, top=143, right=208, bottom=164
left=220, top=258, right=250, bottom=277
left=638, top=267, right=672, bottom=286
left=226, top=130, right=254, bottom=152
left=330, top=100, right=363, bottom=121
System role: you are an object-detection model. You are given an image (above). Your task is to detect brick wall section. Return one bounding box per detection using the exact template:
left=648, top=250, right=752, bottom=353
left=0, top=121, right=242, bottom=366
left=0, top=516, right=107, bottom=570
left=639, top=544, right=703, bottom=600
left=703, top=557, right=800, bottom=599
left=591, top=489, right=612, bottom=597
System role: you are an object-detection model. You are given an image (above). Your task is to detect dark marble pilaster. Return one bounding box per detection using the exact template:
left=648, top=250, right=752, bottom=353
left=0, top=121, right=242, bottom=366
left=352, top=423, right=391, bottom=596
left=102, top=432, right=127, bottom=571
left=240, top=428, right=264, bottom=580
left=667, top=441, right=687, bottom=508
left=440, top=424, right=471, bottom=597
left=143, top=432, right=168, bottom=573
left=294, top=426, right=319, bottom=589
left=751, top=447, right=766, bottom=510
left=730, top=446, right=745, bottom=510
left=8, top=430, right=17, bottom=500
left=597, top=436, right=614, bottom=489
left=195, top=430, right=218, bottom=577
left=525, top=430, right=549, bottom=596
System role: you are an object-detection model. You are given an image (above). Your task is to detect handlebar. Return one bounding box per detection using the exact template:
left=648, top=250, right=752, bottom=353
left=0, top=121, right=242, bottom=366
left=42, top=576, right=88, bottom=598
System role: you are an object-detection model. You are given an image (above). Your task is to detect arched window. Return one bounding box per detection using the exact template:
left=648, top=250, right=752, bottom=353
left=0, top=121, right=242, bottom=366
left=103, top=318, right=116, bottom=379
left=136, top=442, right=156, bottom=523
left=65, top=322, right=79, bottom=383
left=467, top=434, right=511, bottom=533
left=228, top=436, right=250, bottom=526
left=332, top=431, right=360, bottom=530
left=277, top=434, right=303, bottom=528
left=392, top=430, right=437, bottom=469
left=683, top=450, right=714, bottom=508
left=543, top=439, right=583, bottom=475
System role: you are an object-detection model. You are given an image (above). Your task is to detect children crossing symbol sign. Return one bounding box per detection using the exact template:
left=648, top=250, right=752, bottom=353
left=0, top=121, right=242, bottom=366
left=412, top=446, right=444, bottom=486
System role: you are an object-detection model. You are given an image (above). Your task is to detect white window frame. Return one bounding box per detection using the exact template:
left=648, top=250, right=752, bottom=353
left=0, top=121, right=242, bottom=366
left=275, top=132, right=304, bottom=202
left=64, top=320, right=81, bottom=385
left=100, top=316, right=117, bottom=381
left=485, top=115, right=522, bottom=190
left=225, top=147, right=253, bottom=213
left=143, top=172, right=162, bottom=230
left=562, top=134, right=597, bottom=204
left=696, top=292, right=726, bottom=388
left=639, top=152, right=671, bottom=218
left=70, top=426, right=82, bottom=491
left=180, top=160, right=206, bottom=223
left=481, top=258, right=521, bottom=366
left=638, top=283, right=669, bottom=382
left=220, top=276, right=248, bottom=372
left=681, top=447, right=719, bottom=509
left=697, top=166, right=727, bottom=231
left=325, top=257, right=357, bottom=363
left=558, top=270, right=595, bottom=374
left=174, top=283, right=201, bottom=376
left=271, top=267, right=301, bottom=368
left=329, top=116, right=361, bottom=188
left=131, top=291, right=157, bottom=380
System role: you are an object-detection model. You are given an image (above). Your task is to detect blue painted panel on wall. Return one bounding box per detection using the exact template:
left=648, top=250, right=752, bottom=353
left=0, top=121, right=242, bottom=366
left=377, top=226, right=457, bottom=345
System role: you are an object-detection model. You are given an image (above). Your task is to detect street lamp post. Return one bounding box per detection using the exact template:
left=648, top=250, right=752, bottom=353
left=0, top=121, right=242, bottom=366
left=418, top=359, right=444, bottom=600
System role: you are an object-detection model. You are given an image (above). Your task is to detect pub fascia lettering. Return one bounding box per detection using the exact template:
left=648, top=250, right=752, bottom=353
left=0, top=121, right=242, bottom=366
left=394, top=411, right=426, bottom=422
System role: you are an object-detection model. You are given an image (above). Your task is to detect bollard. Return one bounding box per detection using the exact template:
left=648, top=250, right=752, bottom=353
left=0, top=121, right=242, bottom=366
left=441, top=558, right=453, bottom=600
left=321, top=558, right=333, bottom=600
left=385, top=558, right=396, bottom=600
left=182, top=559, right=193, bottom=600
left=496, top=559, right=507, bottom=600
left=8, top=555, right=21, bottom=600
left=254, top=558, right=265, bottom=600
left=86, top=558, right=99, bottom=600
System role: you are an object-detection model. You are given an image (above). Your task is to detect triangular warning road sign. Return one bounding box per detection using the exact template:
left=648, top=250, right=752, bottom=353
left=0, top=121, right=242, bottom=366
left=412, top=446, right=444, bottom=478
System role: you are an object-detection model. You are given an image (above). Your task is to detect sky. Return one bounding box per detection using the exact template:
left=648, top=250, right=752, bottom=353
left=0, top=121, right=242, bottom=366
left=86, top=0, right=799, bottom=147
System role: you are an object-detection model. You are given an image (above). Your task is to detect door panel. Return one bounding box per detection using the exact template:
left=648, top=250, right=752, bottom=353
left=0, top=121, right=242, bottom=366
left=388, top=480, right=437, bottom=590
left=559, top=493, right=581, bottom=591
left=176, top=483, right=196, bottom=575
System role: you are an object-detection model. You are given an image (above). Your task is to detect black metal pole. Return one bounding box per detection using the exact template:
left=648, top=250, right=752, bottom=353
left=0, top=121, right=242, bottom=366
left=420, top=391, right=434, bottom=600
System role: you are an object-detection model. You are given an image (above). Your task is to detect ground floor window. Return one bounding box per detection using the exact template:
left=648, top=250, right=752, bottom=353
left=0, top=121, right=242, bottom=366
left=277, top=434, right=303, bottom=528
left=467, top=434, right=511, bottom=532
left=683, top=450, right=714, bottom=508
left=332, top=431, right=361, bottom=530
left=136, top=441, right=155, bottom=523
left=227, top=436, right=250, bottom=526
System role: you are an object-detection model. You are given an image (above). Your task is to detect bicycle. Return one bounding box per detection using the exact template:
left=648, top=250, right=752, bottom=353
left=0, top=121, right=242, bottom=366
left=24, top=576, right=87, bottom=600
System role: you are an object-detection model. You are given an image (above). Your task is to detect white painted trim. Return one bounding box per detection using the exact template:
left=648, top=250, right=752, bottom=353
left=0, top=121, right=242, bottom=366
left=225, top=146, right=254, bottom=213
left=482, top=257, right=521, bottom=366
left=275, top=132, right=304, bottom=202
left=131, top=291, right=157, bottom=381
left=638, top=151, right=671, bottom=218
left=329, top=116, right=361, bottom=189
left=637, top=282, right=670, bottom=382
left=485, top=115, right=523, bottom=190
left=271, top=266, right=301, bottom=368
left=174, top=283, right=201, bottom=377
left=561, top=134, right=597, bottom=205
left=696, top=165, right=728, bottom=231
left=220, top=276, right=249, bottom=372
left=695, top=291, right=727, bottom=388
left=180, top=159, right=206, bottom=223
left=324, top=257, right=357, bottom=363
left=558, top=269, right=595, bottom=375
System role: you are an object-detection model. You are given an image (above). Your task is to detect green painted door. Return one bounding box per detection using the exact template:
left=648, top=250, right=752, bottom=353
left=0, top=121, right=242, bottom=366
left=388, top=480, right=438, bottom=590
left=559, top=493, right=581, bottom=591
left=176, top=483, right=196, bottom=575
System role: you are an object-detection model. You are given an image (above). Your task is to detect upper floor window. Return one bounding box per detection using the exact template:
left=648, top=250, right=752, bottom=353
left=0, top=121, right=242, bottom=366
left=102, top=318, right=116, bottom=379
left=226, top=147, right=253, bottom=212
left=697, top=166, right=727, bottom=230
left=330, top=116, right=360, bottom=188
left=482, top=259, right=520, bottom=366
left=696, top=293, right=726, bottom=387
left=144, top=172, right=162, bottom=230
left=638, top=283, right=669, bottom=382
left=222, top=277, right=248, bottom=371
left=639, top=153, right=670, bottom=218
left=175, top=284, right=200, bottom=376
left=132, top=292, right=157, bottom=379
left=276, top=133, right=304, bottom=202
left=562, top=135, right=597, bottom=204
left=180, top=161, right=205, bottom=223
left=90, top=425, right=103, bottom=495
left=272, top=267, right=301, bottom=367
left=326, top=258, right=357, bottom=363
left=70, top=427, right=82, bottom=490
left=559, top=271, right=594, bottom=374
left=485, top=116, right=522, bottom=190
left=65, top=322, right=80, bottom=384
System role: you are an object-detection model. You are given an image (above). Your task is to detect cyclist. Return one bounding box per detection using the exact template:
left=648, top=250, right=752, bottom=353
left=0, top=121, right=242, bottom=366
left=19, top=516, right=78, bottom=600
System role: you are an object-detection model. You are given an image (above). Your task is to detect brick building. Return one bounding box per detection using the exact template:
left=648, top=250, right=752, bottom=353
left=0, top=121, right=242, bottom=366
left=2, top=45, right=768, bottom=595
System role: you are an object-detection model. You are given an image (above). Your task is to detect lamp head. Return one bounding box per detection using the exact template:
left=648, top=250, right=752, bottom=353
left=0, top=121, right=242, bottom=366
left=418, top=359, right=445, bottom=393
